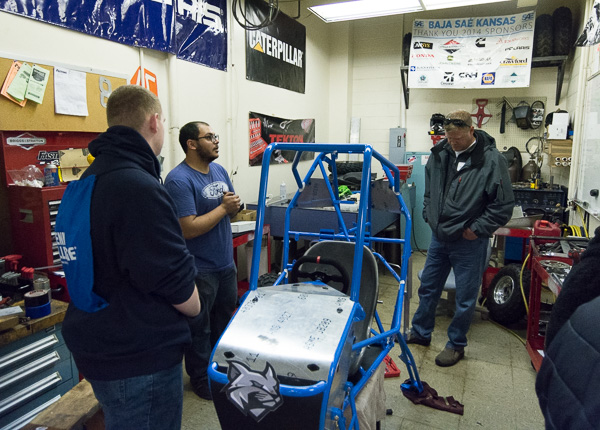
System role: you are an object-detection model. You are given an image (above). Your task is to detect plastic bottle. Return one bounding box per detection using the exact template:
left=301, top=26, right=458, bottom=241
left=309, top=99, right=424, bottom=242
left=280, top=182, right=287, bottom=200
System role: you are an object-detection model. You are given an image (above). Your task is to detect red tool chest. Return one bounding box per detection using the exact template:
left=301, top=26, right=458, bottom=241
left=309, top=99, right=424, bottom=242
left=1, top=131, right=96, bottom=268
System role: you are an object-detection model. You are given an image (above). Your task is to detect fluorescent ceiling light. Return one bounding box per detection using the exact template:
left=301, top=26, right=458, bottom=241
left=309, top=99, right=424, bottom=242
left=308, top=0, right=422, bottom=23
left=309, top=0, right=511, bottom=23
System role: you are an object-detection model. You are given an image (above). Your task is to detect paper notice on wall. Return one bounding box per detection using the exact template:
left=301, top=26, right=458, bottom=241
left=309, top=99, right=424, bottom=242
left=25, top=64, right=50, bottom=103
left=7, top=62, right=32, bottom=102
left=54, top=67, right=89, bottom=116
left=1, top=61, right=27, bottom=107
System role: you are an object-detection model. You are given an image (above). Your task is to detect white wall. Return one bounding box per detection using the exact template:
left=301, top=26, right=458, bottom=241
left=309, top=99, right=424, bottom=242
left=0, top=5, right=333, bottom=206
left=1, top=0, right=595, bottom=231
left=322, top=0, right=585, bottom=183
left=569, top=0, right=600, bottom=232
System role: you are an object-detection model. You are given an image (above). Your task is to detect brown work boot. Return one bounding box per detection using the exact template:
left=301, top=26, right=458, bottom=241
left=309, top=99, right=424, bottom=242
left=435, top=347, right=464, bottom=367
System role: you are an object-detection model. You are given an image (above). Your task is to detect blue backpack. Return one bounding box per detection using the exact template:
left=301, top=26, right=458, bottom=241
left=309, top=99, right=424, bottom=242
left=55, top=175, right=108, bottom=313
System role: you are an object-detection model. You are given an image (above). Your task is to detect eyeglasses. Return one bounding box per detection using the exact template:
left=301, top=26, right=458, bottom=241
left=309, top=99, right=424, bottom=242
left=195, top=134, right=219, bottom=143
left=443, top=118, right=469, bottom=128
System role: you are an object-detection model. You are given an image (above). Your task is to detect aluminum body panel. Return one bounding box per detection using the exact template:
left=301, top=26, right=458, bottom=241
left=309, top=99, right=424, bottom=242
left=213, top=283, right=355, bottom=382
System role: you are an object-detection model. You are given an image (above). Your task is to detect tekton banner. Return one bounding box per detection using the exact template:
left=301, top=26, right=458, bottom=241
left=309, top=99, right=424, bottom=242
left=249, top=112, right=314, bottom=167
left=245, top=0, right=306, bottom=93
left=0, top=0, right=227, bottom=71
left=408, top=11, right=535, bottom=89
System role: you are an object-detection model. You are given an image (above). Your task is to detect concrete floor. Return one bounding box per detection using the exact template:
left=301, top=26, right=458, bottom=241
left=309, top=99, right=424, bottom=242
left=181, top=253, right=545, bottom=429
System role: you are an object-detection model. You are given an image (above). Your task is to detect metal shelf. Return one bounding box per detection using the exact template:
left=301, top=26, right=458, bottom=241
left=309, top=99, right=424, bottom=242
left=400, top=55, right=569, bottom=109
left=531, top=55, right=569, bottom=106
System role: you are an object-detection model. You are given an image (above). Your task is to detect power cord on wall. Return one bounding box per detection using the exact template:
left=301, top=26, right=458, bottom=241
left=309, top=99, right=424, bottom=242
left=233, top=0, right=280, bottom=30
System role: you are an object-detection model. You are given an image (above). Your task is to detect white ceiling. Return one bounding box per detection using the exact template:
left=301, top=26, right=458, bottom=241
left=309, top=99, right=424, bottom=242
left=281, top=0, right=582, bottom=22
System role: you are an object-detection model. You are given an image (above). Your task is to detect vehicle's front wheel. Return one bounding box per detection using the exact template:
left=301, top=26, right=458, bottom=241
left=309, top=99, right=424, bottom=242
left=486, top=264, right=530, bottom=325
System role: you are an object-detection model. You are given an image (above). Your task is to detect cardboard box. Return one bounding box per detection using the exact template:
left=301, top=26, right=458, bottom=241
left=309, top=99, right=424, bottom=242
left=231, top=209, right=256, bottom=222
left=545, top=139, right=572, bottom=157
left=547, top=112, right=569, bottom=140
left=59, top=148, right=90, bottom=181
left=245, top=239, right=269, bottom=280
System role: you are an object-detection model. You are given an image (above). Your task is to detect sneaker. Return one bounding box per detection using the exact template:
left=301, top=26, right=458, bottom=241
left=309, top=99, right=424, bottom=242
left=405, top=331, right=431, bottom=347
left=435, top=347, right=464, bottom=367
left=191, top=381, right=212, bottom=401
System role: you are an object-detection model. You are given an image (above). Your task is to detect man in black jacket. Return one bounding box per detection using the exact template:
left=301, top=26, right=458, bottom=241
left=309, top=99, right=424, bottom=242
left=536, top=226, right=600, bottom=429
left=406, top=110, right=514, bottom=367
left=57, top=85, right=201, bottom=429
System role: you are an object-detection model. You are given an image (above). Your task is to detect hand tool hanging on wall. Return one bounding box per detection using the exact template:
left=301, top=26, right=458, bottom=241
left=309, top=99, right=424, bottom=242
left=500, top=100, right=507, bottom=134
left=471, top=99, right=493, bottom=128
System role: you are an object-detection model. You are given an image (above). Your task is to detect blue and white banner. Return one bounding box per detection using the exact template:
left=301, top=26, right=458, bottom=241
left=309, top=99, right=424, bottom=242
left=174, top=0, right=227, bottom=70
left=0, top=0, right=227, bottom=71
left=408, top=11, right=535, bottom=89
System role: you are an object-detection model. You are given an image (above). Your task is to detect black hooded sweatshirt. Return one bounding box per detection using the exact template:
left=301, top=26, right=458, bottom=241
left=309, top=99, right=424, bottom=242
left=62, top=126, right=198, bottom=380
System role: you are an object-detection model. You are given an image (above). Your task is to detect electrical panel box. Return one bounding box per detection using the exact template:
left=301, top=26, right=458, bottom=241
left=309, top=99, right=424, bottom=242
left=389, top=128, right=406, bottom=164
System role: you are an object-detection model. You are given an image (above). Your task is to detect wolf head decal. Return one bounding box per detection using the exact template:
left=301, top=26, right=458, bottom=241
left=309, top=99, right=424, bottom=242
left=224, top=360, right=284, bottom=422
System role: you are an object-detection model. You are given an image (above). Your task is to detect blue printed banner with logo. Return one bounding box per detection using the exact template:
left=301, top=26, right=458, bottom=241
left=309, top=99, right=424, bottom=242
left=0, top=0, right=227, bottom=71
left=408, top=11, right=535, bottom=89
left=175, top=0, right=227, bottom=70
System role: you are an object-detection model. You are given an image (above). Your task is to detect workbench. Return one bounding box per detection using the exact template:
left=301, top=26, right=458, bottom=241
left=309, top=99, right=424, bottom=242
left=0, top=300, right=79, bottom=428
left=233, top=224, right=271, bottom=296
left=247, top=198, right=399, bottom=238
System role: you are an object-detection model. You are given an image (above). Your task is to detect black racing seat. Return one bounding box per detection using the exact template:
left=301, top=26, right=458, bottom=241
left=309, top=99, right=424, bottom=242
left=292, top=240, right=379, bottom=375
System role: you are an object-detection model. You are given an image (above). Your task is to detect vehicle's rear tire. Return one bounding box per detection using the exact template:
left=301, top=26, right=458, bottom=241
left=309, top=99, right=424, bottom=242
left=553, top=7, right=573, bottom=56
left=486, top=264, right=530, bottom=325
left=330, top=161, right=363, bottom=175
left=257, top=272, right=280, bottom=287
left=533, top=14, right=554, bottom=58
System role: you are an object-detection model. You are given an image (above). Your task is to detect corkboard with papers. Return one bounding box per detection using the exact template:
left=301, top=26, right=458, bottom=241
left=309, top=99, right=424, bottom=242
left=0, top=57, right=127, bottom=132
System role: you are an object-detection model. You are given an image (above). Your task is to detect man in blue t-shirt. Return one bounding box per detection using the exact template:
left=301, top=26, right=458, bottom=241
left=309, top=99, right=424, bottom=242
left=165, top=121, right=241, bottom=400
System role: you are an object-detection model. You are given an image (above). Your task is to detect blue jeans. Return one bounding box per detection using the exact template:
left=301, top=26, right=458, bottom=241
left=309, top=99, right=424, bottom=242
left=88, top=362, right=183, bottom=430
left=185, top=265, right=237, bottom=384
left=411, top=234, right=489, bottom=349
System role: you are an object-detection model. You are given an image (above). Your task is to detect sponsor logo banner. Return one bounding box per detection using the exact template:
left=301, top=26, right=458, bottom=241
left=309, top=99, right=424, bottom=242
left=249, top=112, right=315, bottom=167
left=408, top=11, right=534, bottom=89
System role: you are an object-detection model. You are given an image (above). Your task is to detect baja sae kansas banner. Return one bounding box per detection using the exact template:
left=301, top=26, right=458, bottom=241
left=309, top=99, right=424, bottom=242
left=0, top=0, right=227, bottom=71
left=408, top=11, right=535, bottom=89
left=245, top=0, right=306, bottom=93
left=249, top=112, right=314, bottom=167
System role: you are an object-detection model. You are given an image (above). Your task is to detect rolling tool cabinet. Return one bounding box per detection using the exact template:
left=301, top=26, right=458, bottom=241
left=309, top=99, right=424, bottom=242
left=525, top=237, right=588, bottom=371
left=0, top=301, right=78, bottom=429
left=1, top=131, right=95, bottom=269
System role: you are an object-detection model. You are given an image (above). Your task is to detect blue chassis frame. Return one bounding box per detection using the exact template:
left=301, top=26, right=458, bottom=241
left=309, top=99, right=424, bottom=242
left=209, top=143, right=424, bottom=429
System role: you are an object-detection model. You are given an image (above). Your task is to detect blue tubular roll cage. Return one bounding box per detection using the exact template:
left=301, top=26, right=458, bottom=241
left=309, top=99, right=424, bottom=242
left=218, top=143, right=424, bottom=428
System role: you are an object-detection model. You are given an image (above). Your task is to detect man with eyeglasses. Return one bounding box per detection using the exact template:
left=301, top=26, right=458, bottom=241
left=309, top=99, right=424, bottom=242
left=165, top=121, right=241, bottom=399
left=405, top=110, right=514, bottom=367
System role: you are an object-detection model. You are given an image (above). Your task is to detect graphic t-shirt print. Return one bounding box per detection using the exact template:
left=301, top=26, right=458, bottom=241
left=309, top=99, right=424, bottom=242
left=202, top=181, right=229, bottom=199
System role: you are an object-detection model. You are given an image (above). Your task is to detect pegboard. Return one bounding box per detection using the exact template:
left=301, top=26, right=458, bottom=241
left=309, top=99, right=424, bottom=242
left=471, top=97, right=547, bottom=153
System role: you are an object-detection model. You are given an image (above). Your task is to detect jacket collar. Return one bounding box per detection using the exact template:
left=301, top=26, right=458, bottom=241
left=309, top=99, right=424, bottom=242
left=431, top=129, right=488, bottom=168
